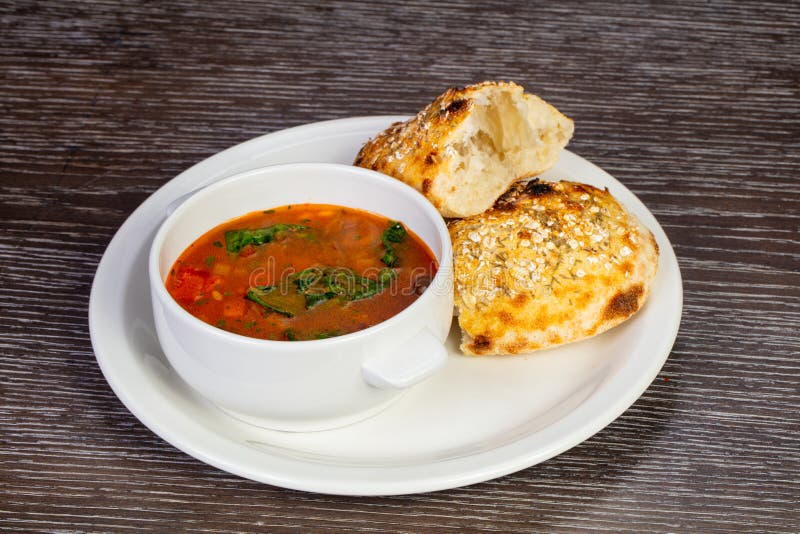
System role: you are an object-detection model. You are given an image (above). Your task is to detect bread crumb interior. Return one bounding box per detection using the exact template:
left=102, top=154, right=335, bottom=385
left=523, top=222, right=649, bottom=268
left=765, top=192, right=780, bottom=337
left=448, top=89, right=541, bottom=213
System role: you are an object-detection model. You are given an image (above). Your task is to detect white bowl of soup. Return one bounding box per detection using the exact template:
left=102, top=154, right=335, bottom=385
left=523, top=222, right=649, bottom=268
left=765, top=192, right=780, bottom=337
left=149, top=163, right=453, bottom=431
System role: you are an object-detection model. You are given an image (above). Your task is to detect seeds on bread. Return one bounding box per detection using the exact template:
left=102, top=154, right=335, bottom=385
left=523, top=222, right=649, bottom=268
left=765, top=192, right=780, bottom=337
left=449, top=180, right=659, bottom=355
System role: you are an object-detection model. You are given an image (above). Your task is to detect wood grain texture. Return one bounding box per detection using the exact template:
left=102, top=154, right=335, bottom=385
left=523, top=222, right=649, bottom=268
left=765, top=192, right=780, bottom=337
left=1, top=0, right=798, bottom=531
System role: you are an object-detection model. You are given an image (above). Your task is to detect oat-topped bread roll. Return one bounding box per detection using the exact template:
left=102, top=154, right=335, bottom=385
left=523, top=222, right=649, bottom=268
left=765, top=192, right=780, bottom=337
left=449, top=180, right=659, bottom=355
left=354, top=81, right=574, bottom=218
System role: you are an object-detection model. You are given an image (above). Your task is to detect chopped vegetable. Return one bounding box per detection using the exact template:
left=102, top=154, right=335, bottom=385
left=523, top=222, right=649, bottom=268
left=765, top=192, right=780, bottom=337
left=293, top=267, right=324, bottom=292
left=225, top=223, right=308, bottom=253
left=247, top=266, right=397, bottom=315
left=290, top=266, right=390, bottom=308
left=380, top=221, right=406, bottom=267
left=382, top=221, right=406, bottom=244
left=380, top=249, right=398, bottom=268
left=314, top=331, right=342, bottom=339
left=245, top=286, right=306, bottom=317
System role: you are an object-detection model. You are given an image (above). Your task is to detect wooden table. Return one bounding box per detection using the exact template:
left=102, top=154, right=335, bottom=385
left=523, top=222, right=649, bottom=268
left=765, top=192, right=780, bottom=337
left=2, top=1, right=798, bottom=531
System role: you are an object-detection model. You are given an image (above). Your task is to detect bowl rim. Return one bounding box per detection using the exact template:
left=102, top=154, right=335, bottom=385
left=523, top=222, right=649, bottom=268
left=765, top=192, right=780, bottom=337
left=148, top=162, right=454, bottom=350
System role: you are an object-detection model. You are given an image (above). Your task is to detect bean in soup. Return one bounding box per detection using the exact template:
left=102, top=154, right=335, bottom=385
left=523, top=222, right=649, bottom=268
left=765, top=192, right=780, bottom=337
left=165, top=204, right=438, bottom=341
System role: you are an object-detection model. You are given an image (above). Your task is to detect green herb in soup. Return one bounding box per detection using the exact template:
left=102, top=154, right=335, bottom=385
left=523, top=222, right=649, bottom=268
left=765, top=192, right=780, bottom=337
left=246, top=266, right=400, bottom=317
left=224, top=223, right=308, bottom=253
left=380, top=221, right=407, bottom=267
left=245, top=286, right=306, bottom=317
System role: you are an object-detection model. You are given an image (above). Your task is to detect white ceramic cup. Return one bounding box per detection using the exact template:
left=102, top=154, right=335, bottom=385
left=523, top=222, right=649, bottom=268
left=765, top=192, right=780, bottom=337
left=149, top=163, right=453, bottom=431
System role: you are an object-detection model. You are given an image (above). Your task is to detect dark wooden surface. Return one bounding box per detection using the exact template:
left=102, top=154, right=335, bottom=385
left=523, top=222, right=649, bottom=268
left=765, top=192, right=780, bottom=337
left=2, top=0, right=799, bottom=531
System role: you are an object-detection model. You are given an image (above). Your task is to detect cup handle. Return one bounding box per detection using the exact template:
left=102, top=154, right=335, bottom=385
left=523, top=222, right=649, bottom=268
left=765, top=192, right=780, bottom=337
left=361, top=329, right=447, bottom=389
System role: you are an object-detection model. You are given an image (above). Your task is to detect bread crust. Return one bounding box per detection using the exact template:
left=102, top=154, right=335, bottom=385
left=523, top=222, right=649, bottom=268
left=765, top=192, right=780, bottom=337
left=354, top=81, right=574, bottom=218
left=449, top=180, right=659, bottom=355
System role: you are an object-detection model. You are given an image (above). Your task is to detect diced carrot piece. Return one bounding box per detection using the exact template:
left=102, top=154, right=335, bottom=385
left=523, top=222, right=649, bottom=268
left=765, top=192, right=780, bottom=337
left=223, top=298, right=246, bottom=318
left=213, top=263, right=232, bottom=276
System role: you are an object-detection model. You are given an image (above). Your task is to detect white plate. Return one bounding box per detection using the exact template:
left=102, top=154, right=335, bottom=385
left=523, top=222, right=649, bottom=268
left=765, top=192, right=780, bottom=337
left=89, top=116, right=682, bottom=496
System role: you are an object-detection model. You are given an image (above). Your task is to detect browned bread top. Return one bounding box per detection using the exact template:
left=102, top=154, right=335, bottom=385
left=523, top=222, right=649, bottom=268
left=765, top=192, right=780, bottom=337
left=449, top=180, right=659, bottom=355
left=355, top=81, right=574, bottom=218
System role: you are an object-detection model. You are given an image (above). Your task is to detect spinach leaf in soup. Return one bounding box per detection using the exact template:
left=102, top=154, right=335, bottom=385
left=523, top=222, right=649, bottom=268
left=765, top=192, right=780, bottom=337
left=245, top=286, right=306, bottom=317
left=225, top=223, right=308, bottom=253
left=380, top=221, right=407, bottom=267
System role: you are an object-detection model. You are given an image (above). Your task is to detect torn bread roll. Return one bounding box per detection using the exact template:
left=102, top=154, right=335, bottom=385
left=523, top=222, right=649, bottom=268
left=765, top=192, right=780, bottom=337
left=354, top=81, right=574, bottom=218
left=449, top=180, right=659, bottom=355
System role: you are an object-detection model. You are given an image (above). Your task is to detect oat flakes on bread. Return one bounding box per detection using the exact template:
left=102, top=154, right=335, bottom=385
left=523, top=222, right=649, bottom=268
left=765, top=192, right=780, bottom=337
left=449, top=180, right=659, bottom=355
left=354, top=81, right=574, bottom=218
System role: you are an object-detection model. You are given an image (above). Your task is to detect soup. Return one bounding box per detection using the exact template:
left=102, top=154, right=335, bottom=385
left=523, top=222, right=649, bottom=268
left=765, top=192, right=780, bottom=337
left=165, top=204, right=438, bottom=341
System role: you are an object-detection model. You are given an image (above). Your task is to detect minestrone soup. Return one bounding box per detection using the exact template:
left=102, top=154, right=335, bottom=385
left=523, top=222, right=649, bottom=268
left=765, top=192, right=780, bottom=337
left=165, top=204, right=438, bottom=341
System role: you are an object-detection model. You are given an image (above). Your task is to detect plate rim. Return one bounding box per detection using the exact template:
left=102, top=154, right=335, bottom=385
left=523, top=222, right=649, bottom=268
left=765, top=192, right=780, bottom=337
left=89, top=115, right=683, bottom=496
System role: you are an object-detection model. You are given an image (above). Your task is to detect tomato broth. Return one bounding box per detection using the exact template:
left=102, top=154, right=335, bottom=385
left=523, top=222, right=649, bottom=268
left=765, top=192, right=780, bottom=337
left=166, top=204, right=438, bottom=341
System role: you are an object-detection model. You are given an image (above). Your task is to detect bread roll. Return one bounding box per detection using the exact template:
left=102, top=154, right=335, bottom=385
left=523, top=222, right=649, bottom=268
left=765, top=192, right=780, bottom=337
left=449, top=180, right=659, bottom=355
left=354, top=81, right=574, bottom=218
